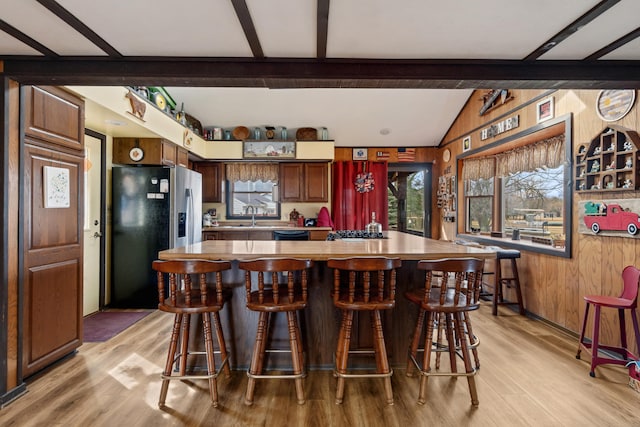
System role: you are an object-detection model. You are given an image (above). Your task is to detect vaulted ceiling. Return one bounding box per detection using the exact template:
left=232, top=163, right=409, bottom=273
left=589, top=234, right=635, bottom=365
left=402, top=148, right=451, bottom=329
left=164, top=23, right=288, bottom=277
left=2, top=0, right=640, bottom=147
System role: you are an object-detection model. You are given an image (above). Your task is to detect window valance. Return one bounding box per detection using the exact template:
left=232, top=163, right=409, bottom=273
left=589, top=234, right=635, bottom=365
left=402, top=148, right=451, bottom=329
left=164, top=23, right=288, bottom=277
left=462, top=134, right=565, bottom=181
left=495, top=135, right=565, bottom=177
left=225, top=163, right=279, bottom=182
left=462, top=157, right=495, bottom=181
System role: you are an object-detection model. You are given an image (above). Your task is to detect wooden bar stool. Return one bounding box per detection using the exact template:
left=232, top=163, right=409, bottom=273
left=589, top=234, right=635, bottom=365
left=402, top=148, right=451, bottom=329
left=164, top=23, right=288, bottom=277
left=489, top=249, right=525, bottom=315
left=239, top=258, right=313, bottom=405
left=405, top=258, right=484, bottom=406
left=577, top=265, right=640, bottom=377
left=152, top=259, right=232, bottom=408
left=327, top=256, right=402, bottom=405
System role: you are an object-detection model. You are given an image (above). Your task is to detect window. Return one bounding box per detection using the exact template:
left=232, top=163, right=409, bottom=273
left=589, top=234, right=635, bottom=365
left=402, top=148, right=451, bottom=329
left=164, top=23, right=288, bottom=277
left=502, top=166, right=564, bottom=237
left=460, top=115, right=572, bottom=257
left=225, top=163, right=280, bottom=220
left=465, top=177, right=494, bottom=233
left=227, top=179, right=279, bottom=219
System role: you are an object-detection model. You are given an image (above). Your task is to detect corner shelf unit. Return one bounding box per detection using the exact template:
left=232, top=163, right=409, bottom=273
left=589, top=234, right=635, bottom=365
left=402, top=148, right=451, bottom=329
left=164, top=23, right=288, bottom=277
left=575, top=125, right=640, bottom=192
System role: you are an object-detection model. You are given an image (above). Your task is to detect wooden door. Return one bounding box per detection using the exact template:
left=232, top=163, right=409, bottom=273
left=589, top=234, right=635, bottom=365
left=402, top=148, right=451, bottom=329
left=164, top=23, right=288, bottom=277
left=82, top=133, right=102, bottom=316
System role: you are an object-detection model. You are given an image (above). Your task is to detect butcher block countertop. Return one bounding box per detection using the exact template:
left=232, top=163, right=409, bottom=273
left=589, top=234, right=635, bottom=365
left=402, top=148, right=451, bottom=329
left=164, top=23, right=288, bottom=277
left=160, top=231, right=496, bottom=262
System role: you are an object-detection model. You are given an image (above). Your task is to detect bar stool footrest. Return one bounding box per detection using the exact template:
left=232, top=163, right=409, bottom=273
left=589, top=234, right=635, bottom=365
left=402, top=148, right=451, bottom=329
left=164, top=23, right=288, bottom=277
left=246, top=370, right=306, bottom=380
left=334, top=369, right=393, bottom=379
left=164, top=355, right=229, bottom=381
left=409, top=354, right=478, bottom=377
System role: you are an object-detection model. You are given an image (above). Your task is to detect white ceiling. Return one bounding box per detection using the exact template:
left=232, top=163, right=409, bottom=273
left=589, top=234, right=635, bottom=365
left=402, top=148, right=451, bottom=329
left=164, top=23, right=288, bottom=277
left=2, top=0, right=640, bottom=147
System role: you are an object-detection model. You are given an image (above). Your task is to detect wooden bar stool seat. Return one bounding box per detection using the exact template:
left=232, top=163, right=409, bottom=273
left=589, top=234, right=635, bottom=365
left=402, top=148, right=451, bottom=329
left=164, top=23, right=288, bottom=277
left=577, top=265, right=640, bottom=377
left=152, top=259, right=232, bottom=408
left=405, top=258, right=485, bottom=406
left=327, top=256, right=402, bottom=405
left=239, top=258, right=313, bottom=406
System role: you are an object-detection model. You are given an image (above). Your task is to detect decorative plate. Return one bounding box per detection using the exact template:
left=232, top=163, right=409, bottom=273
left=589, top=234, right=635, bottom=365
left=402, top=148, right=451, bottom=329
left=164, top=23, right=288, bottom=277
left=596, top=90, right=636, bottom=122
left=129, top=147, right=144, bottom=162
left=443, top=149, right=451, bottom=162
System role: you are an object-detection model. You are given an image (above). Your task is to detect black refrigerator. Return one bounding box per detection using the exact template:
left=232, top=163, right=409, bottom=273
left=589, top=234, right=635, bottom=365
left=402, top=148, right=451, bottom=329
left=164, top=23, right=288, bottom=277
left=111, top=165, right=202, bottom=308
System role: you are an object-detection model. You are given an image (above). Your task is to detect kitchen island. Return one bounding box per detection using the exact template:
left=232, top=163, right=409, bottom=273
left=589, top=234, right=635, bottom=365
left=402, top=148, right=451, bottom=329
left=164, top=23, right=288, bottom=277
left=158, top=232, right=495, bottom=369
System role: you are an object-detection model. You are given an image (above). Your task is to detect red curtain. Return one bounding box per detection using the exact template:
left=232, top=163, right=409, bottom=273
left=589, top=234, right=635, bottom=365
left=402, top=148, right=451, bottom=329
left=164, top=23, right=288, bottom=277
left=331, top=161, right=388, bottom=230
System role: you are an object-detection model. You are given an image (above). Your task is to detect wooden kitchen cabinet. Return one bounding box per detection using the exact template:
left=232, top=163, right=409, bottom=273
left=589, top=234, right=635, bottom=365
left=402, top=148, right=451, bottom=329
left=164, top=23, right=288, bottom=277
left=203, top=229, right=273, bottom=240
left=161, top=139, right=176, bottom=165
left=22, top=87, right=84, bottom=377
left=304, top=163, right=329, bottom=202
left=112, top=137, right=183, bottom=166
left=203, top=228, right=328, bottom=241
left=23, top=85, right=85, bottom=152
left=280, top=162, right=329, bottom=202
left=194, top=162, right=223, bottom=202
left=177, top=146, right=189, bottom=167
left=280, top=163, right=304, bottom=202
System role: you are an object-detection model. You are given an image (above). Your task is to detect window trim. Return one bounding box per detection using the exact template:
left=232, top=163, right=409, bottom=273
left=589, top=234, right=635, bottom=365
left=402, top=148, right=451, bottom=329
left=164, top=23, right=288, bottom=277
left=457, top=113, right=573, bottom=258
left=225, top=179, right=281, bottom=220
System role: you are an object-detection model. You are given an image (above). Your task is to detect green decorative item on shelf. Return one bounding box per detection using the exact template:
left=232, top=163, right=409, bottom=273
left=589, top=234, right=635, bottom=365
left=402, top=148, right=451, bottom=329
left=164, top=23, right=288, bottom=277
left=146, top=87, right=177, bottom=112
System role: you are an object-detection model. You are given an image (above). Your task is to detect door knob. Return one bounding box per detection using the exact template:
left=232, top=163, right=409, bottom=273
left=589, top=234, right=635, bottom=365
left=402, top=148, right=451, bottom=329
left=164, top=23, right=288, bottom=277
left=93, top=231, right=103, bottom=238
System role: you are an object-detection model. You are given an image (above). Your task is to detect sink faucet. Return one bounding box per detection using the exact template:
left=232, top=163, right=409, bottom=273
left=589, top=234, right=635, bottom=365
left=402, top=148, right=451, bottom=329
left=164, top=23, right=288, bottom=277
left=251, top=213, right=256, bottom=226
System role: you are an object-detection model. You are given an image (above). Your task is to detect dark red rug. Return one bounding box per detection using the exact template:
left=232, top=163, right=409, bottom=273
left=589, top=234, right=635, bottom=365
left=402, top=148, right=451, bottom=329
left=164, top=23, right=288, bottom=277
left=83, top=310, right=153, bottom=342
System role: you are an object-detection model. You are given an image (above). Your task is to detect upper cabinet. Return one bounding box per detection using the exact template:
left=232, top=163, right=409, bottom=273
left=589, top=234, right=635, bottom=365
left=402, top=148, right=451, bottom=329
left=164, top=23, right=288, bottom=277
left=575, top=126, right=640, bottom=192
left=280, top=162, right=329, bottom=202
left=304, top=163, right=329, bottom=202
left=194, top=162, right=223, bottom=202
left=23, top=86, right=84, bottom=152
left=112, top=137, right=187, bottom=166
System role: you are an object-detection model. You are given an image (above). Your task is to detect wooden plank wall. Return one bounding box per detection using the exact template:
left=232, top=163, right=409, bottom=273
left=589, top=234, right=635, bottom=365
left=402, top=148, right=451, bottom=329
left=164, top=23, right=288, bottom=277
left=438, top=89, right=640, bottom=347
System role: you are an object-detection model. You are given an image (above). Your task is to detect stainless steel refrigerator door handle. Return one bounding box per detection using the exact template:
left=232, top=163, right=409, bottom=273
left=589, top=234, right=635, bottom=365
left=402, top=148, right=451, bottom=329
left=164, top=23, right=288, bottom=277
left=186, top=188, right=193, bottom=246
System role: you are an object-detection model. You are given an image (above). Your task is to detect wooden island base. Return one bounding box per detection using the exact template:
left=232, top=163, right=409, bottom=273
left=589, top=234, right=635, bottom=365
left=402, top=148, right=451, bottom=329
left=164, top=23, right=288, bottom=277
left=158, top=232, right=495, bottom=369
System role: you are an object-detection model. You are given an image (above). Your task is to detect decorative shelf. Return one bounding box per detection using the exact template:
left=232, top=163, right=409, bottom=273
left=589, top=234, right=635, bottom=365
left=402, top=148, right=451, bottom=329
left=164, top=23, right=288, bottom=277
left=575, top=125, right=640, bottom=192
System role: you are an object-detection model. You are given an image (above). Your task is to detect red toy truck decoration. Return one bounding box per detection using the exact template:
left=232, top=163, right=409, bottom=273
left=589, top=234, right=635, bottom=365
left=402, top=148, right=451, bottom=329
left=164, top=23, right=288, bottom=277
left=583, top=202, right=640, bottom=235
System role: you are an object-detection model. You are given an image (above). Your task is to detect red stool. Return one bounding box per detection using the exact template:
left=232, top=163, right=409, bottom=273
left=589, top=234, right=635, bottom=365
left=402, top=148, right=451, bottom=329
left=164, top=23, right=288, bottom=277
left=576, top=265, right=640, bottom=377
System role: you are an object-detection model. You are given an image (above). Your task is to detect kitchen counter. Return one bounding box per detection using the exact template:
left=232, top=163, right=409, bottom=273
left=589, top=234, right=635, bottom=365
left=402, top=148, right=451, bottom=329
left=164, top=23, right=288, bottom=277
left=158, top=232, right=495, bottom=369
left=202, top=225, right=332, bottom=241
left=166, top=231, right=495, bottom=261
left=203, top=225, right=332, bottom=231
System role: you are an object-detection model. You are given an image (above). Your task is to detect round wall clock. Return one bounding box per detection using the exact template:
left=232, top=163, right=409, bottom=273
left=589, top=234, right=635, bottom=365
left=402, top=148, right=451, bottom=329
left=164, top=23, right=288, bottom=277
left=129, top=147, right=144, bottom=162
left=442, top=149, right=451, bottom=162
left=596, top=90, right=636, bottom=122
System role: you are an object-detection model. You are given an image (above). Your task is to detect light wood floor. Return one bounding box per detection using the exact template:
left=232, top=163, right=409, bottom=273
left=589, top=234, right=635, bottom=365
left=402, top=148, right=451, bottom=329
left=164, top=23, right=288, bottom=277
left=1, top=301, right=639, bottom=427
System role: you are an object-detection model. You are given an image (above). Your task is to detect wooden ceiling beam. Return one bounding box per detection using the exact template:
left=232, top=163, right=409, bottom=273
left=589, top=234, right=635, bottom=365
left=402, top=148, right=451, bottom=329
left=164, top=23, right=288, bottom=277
left=2, top=57, right=640, bottom=89
left=317, top=0, right=330, bottom=59
left=36, top=0, right=122, bottom=58
left=585, top=26, right=640, bottom=60
left=0, top=20, right=58, bottom=57
left=230, top=0, right=264, bottom=59
left=524, top=0, right=622, bottom=60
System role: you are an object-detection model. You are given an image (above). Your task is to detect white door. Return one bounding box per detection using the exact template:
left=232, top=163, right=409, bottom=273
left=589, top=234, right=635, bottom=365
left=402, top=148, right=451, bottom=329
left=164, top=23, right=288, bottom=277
left=83, top=134, right=102, bottom=316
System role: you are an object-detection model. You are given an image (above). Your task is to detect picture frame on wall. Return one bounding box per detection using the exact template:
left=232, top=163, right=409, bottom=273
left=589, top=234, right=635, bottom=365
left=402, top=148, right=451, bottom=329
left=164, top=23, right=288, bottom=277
left=536, top=97, right=554, bottom=123
left=43, top=165, right=70, bottom=208
left=352, top=148, right=368, bottom=160
left=243, top=141, right=296, bottom=159
left=462, top=136, right=471, bottom=152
